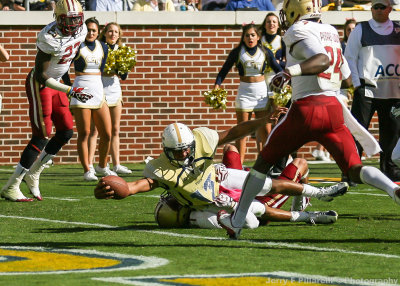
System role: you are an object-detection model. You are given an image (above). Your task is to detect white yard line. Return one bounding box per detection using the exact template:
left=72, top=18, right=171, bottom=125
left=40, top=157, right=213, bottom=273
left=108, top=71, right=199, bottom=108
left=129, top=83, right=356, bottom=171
left=0, top=214, right=398, bottom=260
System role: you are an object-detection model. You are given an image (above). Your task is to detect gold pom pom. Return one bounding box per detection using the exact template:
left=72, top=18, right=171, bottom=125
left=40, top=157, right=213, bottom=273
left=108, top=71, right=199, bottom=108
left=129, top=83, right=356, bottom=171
left=203, top=88, right=228, bottom=110
left=104, top=44, right=137, bottom=76
left=271, top=85, right=292, bottom=107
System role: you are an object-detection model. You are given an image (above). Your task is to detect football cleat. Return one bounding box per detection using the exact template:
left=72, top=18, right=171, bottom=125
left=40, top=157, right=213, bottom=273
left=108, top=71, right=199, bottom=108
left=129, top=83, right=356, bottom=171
left=217, top=210, right=242, bottom=239
left=113, top=165, right=132, bottom=174
left=95, top=165, right=117, bottom=177
left=318, top=182, right=349, bottom=202
left=291, top=196, right=311, bottom=211
left=307, top=210, right=338, bottom=225
left=83, top=170, right=98, bottom=181
left=24, top=172, right=43, bottom=201
left=1, top=186, right=33, bottom=202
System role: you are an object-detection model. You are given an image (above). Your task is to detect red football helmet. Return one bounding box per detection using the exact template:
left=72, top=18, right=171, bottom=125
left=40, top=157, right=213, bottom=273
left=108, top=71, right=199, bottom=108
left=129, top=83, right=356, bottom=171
left=54, top=0, right=84, bottom=36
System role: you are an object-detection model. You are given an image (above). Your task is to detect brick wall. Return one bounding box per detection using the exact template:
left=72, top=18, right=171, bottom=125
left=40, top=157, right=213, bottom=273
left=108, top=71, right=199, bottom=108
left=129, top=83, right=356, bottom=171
left=0, top=23, right=379, bottom=166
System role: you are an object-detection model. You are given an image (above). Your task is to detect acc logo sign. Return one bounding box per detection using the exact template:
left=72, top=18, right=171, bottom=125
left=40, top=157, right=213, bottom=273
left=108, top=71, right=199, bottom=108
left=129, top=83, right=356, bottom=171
left=0, top=246, right=168, bottom=275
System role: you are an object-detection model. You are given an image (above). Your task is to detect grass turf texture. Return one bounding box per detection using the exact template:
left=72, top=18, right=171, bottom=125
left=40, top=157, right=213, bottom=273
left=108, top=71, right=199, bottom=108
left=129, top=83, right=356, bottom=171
left=0, top=160, right=399, bottom=285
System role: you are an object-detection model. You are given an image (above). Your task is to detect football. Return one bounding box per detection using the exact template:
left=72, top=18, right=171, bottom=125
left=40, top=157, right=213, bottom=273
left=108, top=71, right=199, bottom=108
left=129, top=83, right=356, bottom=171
left=101, top=175, right=130, bottom=200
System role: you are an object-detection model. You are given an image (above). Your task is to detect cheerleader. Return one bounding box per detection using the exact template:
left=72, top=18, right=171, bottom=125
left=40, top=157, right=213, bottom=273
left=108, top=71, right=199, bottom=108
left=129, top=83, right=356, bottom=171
left=70, top=17, right=116, bottom=181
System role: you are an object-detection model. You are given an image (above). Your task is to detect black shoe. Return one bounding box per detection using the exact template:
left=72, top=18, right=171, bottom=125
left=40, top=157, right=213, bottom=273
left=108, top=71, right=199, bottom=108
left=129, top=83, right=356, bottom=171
left=341, top=173, right=357, bottom=187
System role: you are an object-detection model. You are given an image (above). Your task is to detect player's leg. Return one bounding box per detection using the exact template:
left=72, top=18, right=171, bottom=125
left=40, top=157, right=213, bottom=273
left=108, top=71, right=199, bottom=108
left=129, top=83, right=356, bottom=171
left=2, top=74, right=53, bottom=201
left=25, top=89, right=74, bottom=199
left=319, top=106, right=400, bottom=205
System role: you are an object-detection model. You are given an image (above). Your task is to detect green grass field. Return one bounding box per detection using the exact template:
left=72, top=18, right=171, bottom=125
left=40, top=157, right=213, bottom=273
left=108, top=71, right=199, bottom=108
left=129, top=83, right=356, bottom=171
left=0, top=160, right=399, bottom=286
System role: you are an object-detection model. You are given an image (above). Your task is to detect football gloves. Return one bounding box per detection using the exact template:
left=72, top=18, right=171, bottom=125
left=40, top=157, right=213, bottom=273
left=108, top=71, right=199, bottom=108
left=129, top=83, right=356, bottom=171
left=68, top=87, right=93, bottom=103
left=391, top=102, right=400, bottom=118
left=269, top=71, right=291, bottom=94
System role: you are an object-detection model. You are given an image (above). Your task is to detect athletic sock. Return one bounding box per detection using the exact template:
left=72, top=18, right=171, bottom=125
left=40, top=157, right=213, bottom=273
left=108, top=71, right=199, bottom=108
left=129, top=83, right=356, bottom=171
left=359, top=166, right=399, bottom=198
left=231, top=169, right=271, bottom=228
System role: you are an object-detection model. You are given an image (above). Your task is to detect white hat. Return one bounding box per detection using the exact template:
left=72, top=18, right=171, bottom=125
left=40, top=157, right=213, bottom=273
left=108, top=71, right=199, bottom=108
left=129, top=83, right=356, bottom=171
left=371, top=0, right=391, bottom=6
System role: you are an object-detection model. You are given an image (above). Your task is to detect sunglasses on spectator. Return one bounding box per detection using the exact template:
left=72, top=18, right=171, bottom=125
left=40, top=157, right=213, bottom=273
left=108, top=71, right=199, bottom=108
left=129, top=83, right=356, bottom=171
left=372, top=4, right=388, bottom=9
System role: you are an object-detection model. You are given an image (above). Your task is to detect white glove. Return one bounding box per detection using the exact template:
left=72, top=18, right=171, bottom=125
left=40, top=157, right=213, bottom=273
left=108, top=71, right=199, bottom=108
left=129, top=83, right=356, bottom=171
left=269, top=71, right=291, bottom=93
left=391, top=103, right=400, bottom=118
left=68, top=87, right=93, bottom=103
left=214, top=163, right=228, bottom=183
left=214, top=193, right=236, bottom=209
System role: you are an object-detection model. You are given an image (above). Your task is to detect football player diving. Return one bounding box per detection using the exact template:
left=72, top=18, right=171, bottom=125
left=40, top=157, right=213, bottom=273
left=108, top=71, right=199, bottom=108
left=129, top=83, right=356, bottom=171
left=94, top=120, right=349, bottom=230
left=1, top=0, right=92, bottom=202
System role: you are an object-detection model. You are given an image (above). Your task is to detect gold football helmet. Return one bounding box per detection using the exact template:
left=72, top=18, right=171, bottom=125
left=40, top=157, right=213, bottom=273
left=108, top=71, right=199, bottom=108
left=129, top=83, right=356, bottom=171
left=280, top=0, right=322, bottom=30
left=54, top=0, right=84, bottom=36
left=154, top=194, right=191, bottom=228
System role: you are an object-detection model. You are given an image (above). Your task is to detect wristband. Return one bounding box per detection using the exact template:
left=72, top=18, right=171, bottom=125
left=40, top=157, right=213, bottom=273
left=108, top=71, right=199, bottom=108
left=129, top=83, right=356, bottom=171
left=45, top=78, right=71, bottom=94
left=286, top=64, right=302, bottom=77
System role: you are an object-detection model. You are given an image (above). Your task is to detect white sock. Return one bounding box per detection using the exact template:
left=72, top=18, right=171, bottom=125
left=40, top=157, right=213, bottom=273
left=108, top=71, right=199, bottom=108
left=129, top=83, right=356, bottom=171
left=301, top=184, right=322, bottom=198
left=231, top=169, right=269, bottom=228
left=3, top=163, right=27, bottom=190
left=29, top=151, right=55, bottom=175
left=359, top=166, right=399, bottom=198
left=290, top=211, right=309, bottom=222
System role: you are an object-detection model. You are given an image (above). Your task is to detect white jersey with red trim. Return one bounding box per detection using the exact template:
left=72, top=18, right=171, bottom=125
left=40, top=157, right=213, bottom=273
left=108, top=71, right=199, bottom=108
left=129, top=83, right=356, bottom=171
left=36, top=21, right=87, bottom=81
left=284, top=20, right=344, bottom=100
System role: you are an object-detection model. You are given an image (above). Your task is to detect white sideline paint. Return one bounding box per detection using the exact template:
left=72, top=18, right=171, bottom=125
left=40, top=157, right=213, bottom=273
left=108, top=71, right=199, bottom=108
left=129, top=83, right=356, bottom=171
left=0, top=214, right=399, bottom=260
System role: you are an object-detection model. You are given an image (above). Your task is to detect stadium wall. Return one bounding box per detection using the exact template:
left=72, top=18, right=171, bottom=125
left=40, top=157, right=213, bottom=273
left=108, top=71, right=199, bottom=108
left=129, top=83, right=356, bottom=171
left=0, top=11, right=386, bottom=165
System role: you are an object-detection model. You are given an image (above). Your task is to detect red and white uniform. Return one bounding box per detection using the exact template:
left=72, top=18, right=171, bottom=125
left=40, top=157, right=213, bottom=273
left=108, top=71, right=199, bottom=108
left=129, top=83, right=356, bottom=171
left=26, top=22, right=87, bottom=138
left=261, top=20, right=366, bottom=175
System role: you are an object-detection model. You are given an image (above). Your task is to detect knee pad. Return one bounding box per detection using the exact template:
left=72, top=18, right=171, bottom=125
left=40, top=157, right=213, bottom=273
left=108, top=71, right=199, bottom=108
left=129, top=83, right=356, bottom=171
left=44, top=129, right=73, bottom=155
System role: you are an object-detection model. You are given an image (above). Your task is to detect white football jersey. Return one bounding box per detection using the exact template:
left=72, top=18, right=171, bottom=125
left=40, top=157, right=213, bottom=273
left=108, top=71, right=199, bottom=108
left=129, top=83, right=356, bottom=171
left=284, top=21, right=344, bottom=100
left=36, top=21, right=87, bottom=81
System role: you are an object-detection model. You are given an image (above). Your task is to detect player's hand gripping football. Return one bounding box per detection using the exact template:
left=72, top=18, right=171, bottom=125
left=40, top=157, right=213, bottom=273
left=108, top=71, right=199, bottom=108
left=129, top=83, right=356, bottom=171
left=94, top=181, right=114, bottom=200
left=269, top=71, right=291, bottom=93
left=68, top=87, right=93, bottom=103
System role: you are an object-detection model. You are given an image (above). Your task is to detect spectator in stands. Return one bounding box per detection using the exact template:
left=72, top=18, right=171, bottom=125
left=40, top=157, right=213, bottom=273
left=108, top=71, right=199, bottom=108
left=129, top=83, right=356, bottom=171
left=341, top=18, right=357, bottom=53
left=201, top=0, right=227, bottom=10
left=225, top=0, right=275, bottom=10
left=132, top=0, right=175, bottom=10
left=9, top=0, right=54, bottom=10
left=1, top=0, right=12, bottom=10
left=89, top=0, right=129, bottom=10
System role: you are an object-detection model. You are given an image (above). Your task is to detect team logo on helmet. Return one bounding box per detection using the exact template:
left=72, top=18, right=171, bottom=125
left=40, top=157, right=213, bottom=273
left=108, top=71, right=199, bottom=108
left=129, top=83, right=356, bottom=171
left=54, top=0, right=84, bottom=36
left=280, top=0, right=322, bottom=30
left=162, top=123, right=196, bottom=169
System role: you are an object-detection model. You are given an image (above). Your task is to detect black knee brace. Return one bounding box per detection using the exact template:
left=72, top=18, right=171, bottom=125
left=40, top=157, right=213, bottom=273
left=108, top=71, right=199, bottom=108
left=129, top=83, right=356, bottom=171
left=44, top=129, right=73, bottom=155
left=20, top=136, right=48, bottom=168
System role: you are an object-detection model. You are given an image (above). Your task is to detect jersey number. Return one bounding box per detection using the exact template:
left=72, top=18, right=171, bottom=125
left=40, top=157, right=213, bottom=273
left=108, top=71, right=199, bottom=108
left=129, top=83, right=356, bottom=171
left=318, top=46, right=343, bottom=81
left=58, top=42, right=81, bottom=65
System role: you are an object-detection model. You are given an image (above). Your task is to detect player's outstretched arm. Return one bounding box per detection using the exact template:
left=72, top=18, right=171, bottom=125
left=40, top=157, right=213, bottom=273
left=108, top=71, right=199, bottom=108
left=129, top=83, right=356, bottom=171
left=217, top=106, right=287, bottom=146
left=94, top=177, right=158, bottom=199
